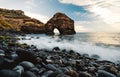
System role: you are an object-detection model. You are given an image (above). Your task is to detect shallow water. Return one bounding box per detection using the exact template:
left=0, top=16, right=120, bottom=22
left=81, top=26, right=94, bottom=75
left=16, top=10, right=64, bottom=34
left=18, top=33, right=120, bottom=63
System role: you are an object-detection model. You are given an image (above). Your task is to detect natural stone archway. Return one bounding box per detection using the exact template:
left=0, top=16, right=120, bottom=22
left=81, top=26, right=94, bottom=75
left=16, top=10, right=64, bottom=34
left=45, top=13, right=76, bottom=35
left=53, top=28, right=60, bottom=34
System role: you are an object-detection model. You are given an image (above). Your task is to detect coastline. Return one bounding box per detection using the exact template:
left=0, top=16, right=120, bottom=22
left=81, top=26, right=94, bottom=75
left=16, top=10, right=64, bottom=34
left=0, top=32, right=119, bottom=77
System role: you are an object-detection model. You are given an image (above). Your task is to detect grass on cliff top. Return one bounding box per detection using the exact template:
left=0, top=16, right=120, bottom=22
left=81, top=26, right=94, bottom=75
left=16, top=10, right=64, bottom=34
left=0, top=15, right=19, bottom=30
left=0, top=19, right=13, bottom=29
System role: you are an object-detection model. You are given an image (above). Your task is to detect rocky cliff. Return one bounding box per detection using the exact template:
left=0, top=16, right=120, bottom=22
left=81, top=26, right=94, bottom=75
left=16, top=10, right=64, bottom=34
left=0, top=8, right=45, bottom=33
left=0, top=8, right=76, bottom=34
left=45, top=13, right=76, bottom=34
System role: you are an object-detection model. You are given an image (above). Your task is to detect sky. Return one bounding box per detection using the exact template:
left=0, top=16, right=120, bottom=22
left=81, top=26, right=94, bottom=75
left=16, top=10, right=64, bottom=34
left=0, top=0, right=120, bottom=32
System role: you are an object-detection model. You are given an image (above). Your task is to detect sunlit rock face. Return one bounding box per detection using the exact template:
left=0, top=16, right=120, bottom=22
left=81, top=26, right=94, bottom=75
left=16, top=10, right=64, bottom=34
left=20, top=19, right=45, bottom=33
left=0, top=8, right=76, bottom=34
left=0, top=8, right=44, bottom=32
left=45, top=13, right=76, bottom=35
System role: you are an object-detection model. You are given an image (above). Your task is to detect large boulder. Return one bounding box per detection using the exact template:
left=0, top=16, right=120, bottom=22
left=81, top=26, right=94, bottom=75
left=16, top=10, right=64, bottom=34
left=45, top=13, right=76, bottom=35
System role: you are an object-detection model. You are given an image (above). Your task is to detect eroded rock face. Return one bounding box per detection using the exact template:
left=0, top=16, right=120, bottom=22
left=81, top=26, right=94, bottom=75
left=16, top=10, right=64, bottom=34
left=0, top=8, right=76, bottom=35
left=21, top=19, right=45, bottom=33
left=45, top=13, right=76, bottom=35
left=21, top=25, right=45, bottom=34
left=0, top=8, right=45, bottom=33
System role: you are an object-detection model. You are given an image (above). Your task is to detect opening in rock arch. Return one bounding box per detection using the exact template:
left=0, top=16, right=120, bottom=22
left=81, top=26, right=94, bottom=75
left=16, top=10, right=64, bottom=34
left=53, top=28, right=60, bottom=35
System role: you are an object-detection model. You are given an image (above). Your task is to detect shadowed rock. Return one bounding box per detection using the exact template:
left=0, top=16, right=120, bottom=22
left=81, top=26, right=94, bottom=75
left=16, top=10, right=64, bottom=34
left=0, top=69, right=20, bottom=77
left=98, top=70, right=116, bottom=77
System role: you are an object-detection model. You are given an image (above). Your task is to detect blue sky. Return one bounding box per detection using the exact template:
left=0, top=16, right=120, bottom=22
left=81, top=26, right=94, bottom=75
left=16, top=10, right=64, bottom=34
left=0, top=0, right=120, bottom=32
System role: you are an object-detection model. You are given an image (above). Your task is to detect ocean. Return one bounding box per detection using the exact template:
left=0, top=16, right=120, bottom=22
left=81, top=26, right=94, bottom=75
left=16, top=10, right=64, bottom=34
left=18, top=33, right=120, bottom=63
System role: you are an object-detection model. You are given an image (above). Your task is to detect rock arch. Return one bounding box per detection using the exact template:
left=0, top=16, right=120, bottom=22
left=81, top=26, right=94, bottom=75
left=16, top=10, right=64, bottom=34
left=53, top=28, right=60, bottom=34
left=45, top=13, right=76, bottom=35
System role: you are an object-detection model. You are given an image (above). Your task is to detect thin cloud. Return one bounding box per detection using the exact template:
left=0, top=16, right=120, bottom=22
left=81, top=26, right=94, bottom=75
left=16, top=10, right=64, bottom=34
left=24, top=0, right=36, bottom=10
left=25, top=12, right=50, bottom=23
left=59, top=0, right=120, bottom=32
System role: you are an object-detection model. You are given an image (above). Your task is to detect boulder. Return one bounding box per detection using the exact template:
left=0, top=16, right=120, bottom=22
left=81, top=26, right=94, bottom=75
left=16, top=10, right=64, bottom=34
left=0, top=69, right=20, bottom=77
left=23, top=71, right=37, bottom=77
left=98, top=70, right=116, bottom=77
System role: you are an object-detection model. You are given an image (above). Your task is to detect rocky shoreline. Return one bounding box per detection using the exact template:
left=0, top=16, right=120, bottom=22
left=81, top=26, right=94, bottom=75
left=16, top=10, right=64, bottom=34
left=0, top=33, right=120, bottom=77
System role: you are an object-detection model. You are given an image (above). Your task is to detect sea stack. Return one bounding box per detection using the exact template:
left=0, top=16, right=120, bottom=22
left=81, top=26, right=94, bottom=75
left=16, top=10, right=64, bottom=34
left=45, top=12, right=76, bottom=35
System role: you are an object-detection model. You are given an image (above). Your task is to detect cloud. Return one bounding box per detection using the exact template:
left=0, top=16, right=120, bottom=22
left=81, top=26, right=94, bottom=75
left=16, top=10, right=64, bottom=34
left=59, top=0, right=92, bottom=6
left=75, top=20, right=120, bottom=32
left=59, top=0, right=120, bottom=32
left=24, top=0, right=36, bottom=10
left=25, top=12, right=50, bottom=23
left=75, top=26, right=89, bottom=32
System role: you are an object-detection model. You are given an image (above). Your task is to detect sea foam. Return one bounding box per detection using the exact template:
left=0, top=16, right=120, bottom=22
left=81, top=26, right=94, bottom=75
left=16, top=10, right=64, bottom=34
left=18, top=33, right=120, bottom=63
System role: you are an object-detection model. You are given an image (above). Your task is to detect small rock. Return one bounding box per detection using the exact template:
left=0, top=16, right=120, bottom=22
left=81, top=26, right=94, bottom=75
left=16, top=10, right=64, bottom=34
left=16, top=49, right=37, bottom=64
left=91, top=54, right=100, bottom=60
left=0, top=49, right=5, bottom=56
left=0, top=69, right=20, bottom=77
left=57, top=74, right=71, bottom=77
left=98, top=70, right=116, bottom=77
left=52, top=47, right=60, bottom=52
left=82, top=53, right=89, bottom=57
left=79, top=72, right=92, bottom=77
left=65, top=70, right=79, bottom=77
left=13, top=65, right=24, bottom=76
left=19, top=61, right=35, bottom=71
left=41, top=70, right=54, bottom=77
left=30, top=67, right=39, bottom=73
left=23, top=71, right=37, bottom=77
left=45, top=64, right=58, bottom=71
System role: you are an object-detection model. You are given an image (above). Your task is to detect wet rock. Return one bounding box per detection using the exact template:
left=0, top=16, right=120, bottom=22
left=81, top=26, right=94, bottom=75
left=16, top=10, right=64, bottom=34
left=65, top=70, right=79, bottom=77
left=82, top=53, right=89, bottom=57
left=0, top=56, right=4, bottom=68
left=79, top=72, right=92, bottom=77
left=45, top=64, right=61, bottom=72
left=0, top=49, right=5, bottom=56
left=56, top=74, right=71, bottom=77
left=38, top=68, right=46, bottom=75
left=30, top=67, right=39, bottom=73
left=76, top=60, right=87, bottom=71
left=48, top=71, right=60, bottom=77
left=16, top=49, right=37, bottom=64
left=41, top=70, right=54, bottom=77
left=59, top=67, right=69, bottom=72
left=52, top=47, right=60, bottom=52
left=91, top=54, right=100, bottom=60
left=88, top=61, right=99, bottom=67
left=23, top=71, right=37, bottom=77
left=19, top=61, right=35, bottom=71
left=6, top=51, right=18, bottom=60
left=117, top=71, right=120, bottom=77
left=46, top=59, right=54, bottom=64
left=1, top=57, right=17, bottom=69
left=36, top=57, right=42, bottom=63
left=98, top=70, right=116, bottom=77
left=88, top=67, right=97, bottom=76
left=13, top=65, right=24, bottom=76
left=45, top=64, right=57, bottom=71
left=0, top=69, right=20, bottom=77
left=97, top=60, right=114, bottom=65
left=99, top=65, right=118, bottom=75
